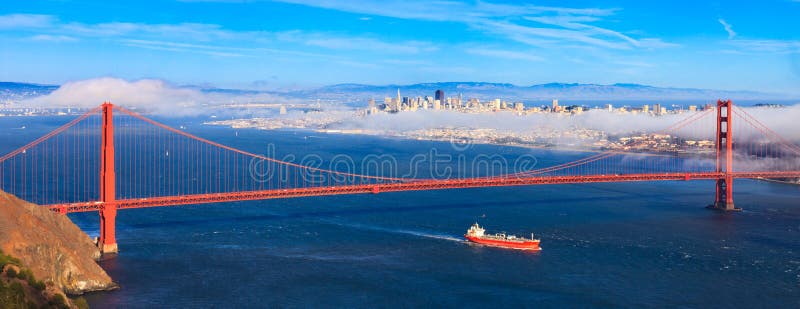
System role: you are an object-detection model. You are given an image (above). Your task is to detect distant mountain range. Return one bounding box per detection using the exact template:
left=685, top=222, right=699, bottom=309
left=1, top=81, right=794, bottom=105
left=291, top=82, right=792, bottom=102
left=0, top=82, right=58, bottom=102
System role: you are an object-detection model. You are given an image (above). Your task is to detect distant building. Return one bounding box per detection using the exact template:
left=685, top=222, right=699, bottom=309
left=552, top=99, right=560, bottom=112
left=435, top=89, right=445, bottom=103
left=492, top=99, right=501, bottom=110
left=605, top=104, right=613, bottom=112
left=653, top=104, right=662, bottom=115
left=368, top=98, right=376, bottom=109
left=642, top=105, right=650, bottom=113
left=279, top=105, right=287, bottom=115
left=514, top=102, right=524, bottom=111
left=433, top=99, right=441, bottom=110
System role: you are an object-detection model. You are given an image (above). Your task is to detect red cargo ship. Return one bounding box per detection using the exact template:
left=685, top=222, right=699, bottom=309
left=465, top=223, right=541, bottom=251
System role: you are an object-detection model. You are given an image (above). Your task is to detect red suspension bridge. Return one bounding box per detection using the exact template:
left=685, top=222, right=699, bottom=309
left=1, top=100, right=799, bottom=254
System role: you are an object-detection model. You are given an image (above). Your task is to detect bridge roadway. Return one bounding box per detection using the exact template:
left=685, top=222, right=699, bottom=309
left=48, top=171, right=800, bottom=213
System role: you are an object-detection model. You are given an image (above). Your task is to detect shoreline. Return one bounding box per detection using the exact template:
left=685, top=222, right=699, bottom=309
left=205, top=122, right=716, bottom=158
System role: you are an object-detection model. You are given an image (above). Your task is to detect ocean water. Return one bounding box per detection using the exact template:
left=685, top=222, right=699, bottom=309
left=1, top=116, right=799, bottom=307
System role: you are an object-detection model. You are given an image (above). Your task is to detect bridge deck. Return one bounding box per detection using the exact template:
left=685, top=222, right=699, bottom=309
left=47, top=171, right=800, bottom=213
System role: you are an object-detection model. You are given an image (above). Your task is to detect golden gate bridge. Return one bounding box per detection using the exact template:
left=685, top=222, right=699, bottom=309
left=1, top=100, right=799, bottom=254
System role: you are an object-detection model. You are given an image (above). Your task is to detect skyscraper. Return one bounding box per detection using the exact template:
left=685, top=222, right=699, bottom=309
left=435, top=89, right=445, bottom=103
left=397, top=88, right=401, bottom=104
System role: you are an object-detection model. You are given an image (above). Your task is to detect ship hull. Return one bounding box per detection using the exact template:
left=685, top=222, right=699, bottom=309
left=465, top=235, right=541, bottom=250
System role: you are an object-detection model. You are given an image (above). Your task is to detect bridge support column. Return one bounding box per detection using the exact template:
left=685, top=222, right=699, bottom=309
left=709, top=99, right=740, bottom=211
left=99, top=102, right=119, bottom=254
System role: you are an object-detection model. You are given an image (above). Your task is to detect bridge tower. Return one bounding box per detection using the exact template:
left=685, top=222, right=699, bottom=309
left=710, top=99, right=739, bottom=211
left=99, top=102, right=119, bottom=254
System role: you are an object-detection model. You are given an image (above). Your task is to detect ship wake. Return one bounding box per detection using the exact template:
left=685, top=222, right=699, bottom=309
left=322, top=220, right=464, bottom=243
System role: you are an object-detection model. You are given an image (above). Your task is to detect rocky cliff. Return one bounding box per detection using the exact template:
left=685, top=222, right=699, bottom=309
left=0, top=191, right=116, bottom=295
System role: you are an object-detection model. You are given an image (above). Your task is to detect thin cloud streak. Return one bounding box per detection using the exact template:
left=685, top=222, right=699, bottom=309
left=272, top=0, right=618, bottom=21
left=0, top=14, right=54, bottom=29
left=466, top=48, right=543, bottom=62
left=122, top=40, right=248, bottom=57
left=276, top=30, right=438, bottom=54
left=718, top=19, right=736, bottom=39
left=0, top=13, right=438, bottom=57
left=728, top=39, right=800, bottom=54
left=30, top=34, right=77, bottom=42
left=271, top=0, right=674, bottom=50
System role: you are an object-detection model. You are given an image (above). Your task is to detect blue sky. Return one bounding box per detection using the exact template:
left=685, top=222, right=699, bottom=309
left=1, top=0, right=799, bottom=94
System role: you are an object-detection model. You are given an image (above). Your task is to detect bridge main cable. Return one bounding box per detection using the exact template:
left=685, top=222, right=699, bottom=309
left=503, top=107, right=716, bottom=178
left=0, top=106, right=102, bottom=163
left=112, top=105, right=414, bottom=182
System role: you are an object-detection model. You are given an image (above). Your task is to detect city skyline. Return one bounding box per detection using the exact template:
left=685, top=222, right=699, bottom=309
left=369, top=87, right=713, bottom=114
left=0, top=1, right=799, bottom=94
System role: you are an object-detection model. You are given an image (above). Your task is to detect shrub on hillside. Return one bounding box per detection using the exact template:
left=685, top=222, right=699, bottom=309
left=30, top=279, right=46, bottom=292
left=17, top=268, right=34, bottom=282
left=5, top=267, right=17, bottom=278
left=0, top=281, right=27, bottom=307
left=49, top=293, right=69, bottom=309
left=73, top=296, right=90, bottom=309
left=0, top=250, right=22, bottom=269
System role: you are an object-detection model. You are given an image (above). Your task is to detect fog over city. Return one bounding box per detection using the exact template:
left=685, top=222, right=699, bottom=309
left=20, top=77, right=798, bottom=142
left=24, top=77, right=298, bottom=115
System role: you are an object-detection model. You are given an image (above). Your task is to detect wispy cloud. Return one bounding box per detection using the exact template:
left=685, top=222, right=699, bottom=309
left=30, top=34, right=77, bottom=42
left=382, top=59, right=431, bottom=66
left=272, top=0, right=618, bottom=21
left=121, top=39, right=248, bottom=57
left=0, top=14, right=54, bottom=29
left=333, top=59, right=380, bottom=69
left=276, top=31, right=437, bottom=54
left=728, top=39, right=800, bottom=54
left=271, top=0, right=674, bottom=50
left=466, top=48, right=543, bottom=62
left=718, top=19, right=736, bottom=39
left=119, top=38, right=372, bottom=60
left=0, top=13, right=437, bottom=57
left=61, top=21, right=250, bottom=41
left=613, top=60, right=655, bottom=68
